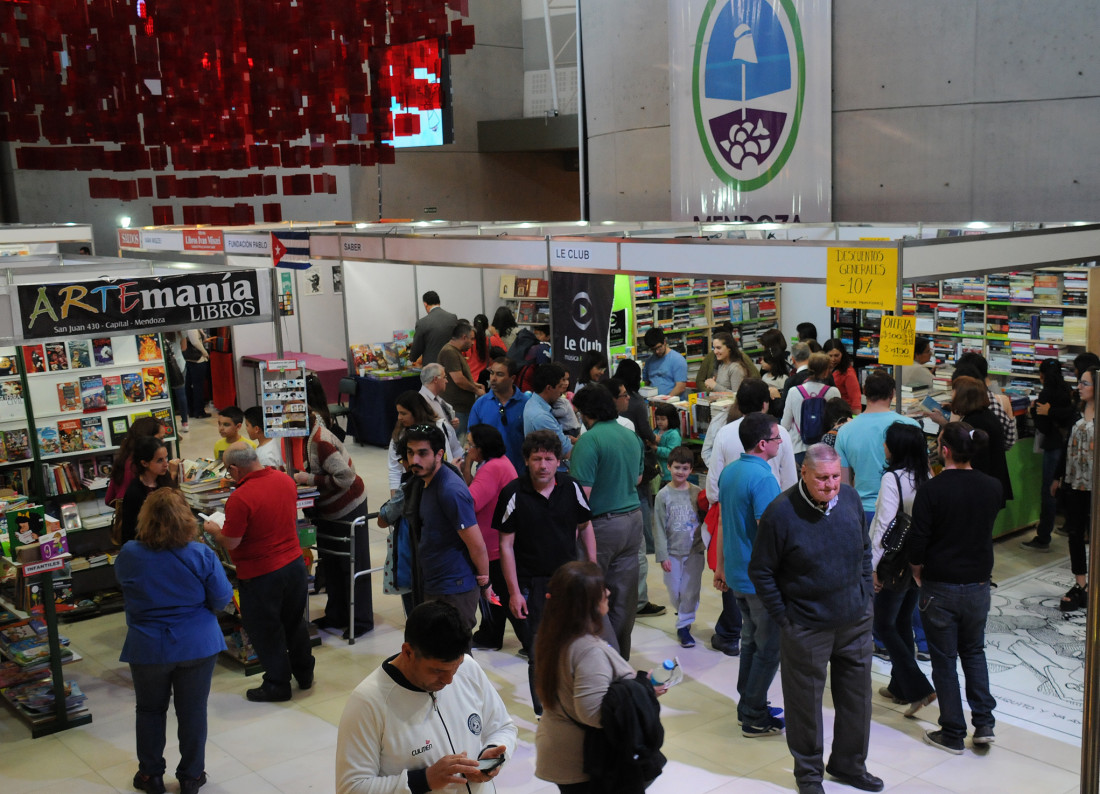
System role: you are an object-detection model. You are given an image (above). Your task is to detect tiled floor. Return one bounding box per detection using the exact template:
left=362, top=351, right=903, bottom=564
left=0, top=414, right=1086, bottom=793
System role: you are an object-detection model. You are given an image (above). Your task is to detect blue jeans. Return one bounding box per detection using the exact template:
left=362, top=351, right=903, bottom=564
left=170, top=384, right=189, bottom=424
left=1036, top=447, right=1063, bottom=543
left=873, top=586, right=933, bottom=702
left=734, top=591, right=782, bottom=726
left=184, top=360, right=210, bottom=416
left=714, top=587, right=743, bottom=644
left=919, top=580, right=996, bottom=743
left=130, top=654, right=218, bottom=780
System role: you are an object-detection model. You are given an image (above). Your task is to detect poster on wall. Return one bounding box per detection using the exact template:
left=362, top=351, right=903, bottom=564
left=669, top=0, right=832, bottom=223
left=279, top=271, right=295, bottom=316
left=304, top=265, right=325, bottom=296
left=550, top=272, right=615, bottom=385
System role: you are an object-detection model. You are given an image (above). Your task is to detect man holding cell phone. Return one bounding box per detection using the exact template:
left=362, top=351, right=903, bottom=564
left=336, top=601, right=517, bottom=793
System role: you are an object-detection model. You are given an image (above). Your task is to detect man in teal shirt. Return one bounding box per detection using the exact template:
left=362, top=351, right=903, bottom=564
left=833, top=370, right=921, bottom=521
left=571, top=384, right=644, bottom=659
left=716, top=412, right=785, bottom=737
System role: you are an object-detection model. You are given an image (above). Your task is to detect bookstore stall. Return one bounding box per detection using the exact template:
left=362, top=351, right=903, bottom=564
left=324, top=221, right=1100, bottom=536
left=0, top=255, right=280, bottom=736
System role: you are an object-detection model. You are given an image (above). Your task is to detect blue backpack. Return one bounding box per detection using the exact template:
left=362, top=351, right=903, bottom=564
left=795, top=383, right=828, bottom=445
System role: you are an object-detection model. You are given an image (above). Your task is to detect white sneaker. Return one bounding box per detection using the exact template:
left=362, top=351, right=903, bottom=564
left=180, top=423, right=190, bottom=434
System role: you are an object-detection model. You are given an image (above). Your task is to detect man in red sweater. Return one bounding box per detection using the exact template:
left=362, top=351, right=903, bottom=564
left=207, top=442, right=315, bottom=702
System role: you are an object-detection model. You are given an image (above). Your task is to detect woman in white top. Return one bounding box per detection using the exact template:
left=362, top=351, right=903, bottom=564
left=704, top=332, right=748, bottom=394
left=386, top=391, right=449, bottom=495
left=780, top=352, right=840, bottom=462
left=870, top=421, right=935, bottom=715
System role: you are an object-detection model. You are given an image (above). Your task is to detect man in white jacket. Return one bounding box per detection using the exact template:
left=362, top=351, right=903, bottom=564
left=336, top=601, right=517, bottom=793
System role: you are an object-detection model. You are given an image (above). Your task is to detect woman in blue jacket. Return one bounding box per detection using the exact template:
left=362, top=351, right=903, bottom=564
left=115, top=487, right=233, bottom=794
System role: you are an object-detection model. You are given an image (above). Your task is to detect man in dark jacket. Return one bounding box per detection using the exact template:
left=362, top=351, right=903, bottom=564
left=748, top=444, right=882, bottom=794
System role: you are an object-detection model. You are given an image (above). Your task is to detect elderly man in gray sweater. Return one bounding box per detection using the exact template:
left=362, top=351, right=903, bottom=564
left=748, top=444, right=882, bottom=794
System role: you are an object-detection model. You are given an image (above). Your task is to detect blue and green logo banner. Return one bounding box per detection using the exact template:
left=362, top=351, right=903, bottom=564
left=670, top=0, right=831, bottom=222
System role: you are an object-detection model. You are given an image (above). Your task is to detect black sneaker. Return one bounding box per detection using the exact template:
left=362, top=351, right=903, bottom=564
left=711, top=636, right=740, bottom=656
left=742, top=715, right=785, bottom=738
left=637, top=602, right=667, bottom=617
left=677, top=627, right=696, bottom=648
left=972, top=726, right=995, bottom=745
left=737, top=705, right=784, bottom=725
left=923, top=729, right=964, bottom=755
left=1021, top=538, right=1051, bottom=552
left=872, top=645, right=890, bottom=662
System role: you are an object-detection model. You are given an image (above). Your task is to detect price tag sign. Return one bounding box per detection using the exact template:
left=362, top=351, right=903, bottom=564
left=879, top=315, right=916, bottom=366
left=826, top=248, right=898, bottom=310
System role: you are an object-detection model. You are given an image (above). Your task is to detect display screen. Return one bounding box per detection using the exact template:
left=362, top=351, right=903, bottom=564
left=375, top=37, right=454, bottom=149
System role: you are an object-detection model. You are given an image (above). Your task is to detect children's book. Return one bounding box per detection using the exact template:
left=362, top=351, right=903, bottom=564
left=92, top=338, right=114, bottom=366
left=5, top=428, right=30, bottom=461
left=142, top=366, right=167, bottom=401
left=38, top=527, right=68, bottom=560
left=136, top=334, right=162, bottom=362
left=45, top=342, right=68, bottom=372
left=121, top=372, right=144, bottom=403
left=95, top=453, right=115, bottom=478
left=56, top=381, right=80, bottom=412
left=103, top=375, right=124, bottom=406
left=80, top=416, right=106, bottom=450
left=79, top=375, right=107, bottom=412
left=36, top=425, right=59, bottom=456
left=0, top=380, right=23, bottom=422
left=21, top=345, right=45, bottom=374
left=57, top=419, right=83, bottom=453
left=67, top=339, right=91, bottom=369
left=151, top=407, right=172, bottom=428
left=5, top=505, right=46, bottom=561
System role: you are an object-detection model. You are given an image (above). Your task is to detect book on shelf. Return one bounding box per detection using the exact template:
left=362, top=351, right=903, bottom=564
left=121, top=372, right=145, bottom=403
left=80, top=416, right=106, bottom=450
left=67, top=339, right=91, bottom=369
left=21, top=345, right=45, bottom=374
left=36, top=424, right=59, bottom=456
left=0, top=380, right=24, bottom=422
left=4, top=428, right=30, bottom=462
left=103, top=375, right=124, bottom=406
left=141, top=366, right=167, bottom=401
left=0, top=355, right=15, bottom=376
left=57, top=419, right=83, bottom=453
left=92, top=337, right=114, bottom=366
left=78, top=375, right=106, bottom=412
left=56, top=381, right=80, bottom=412
left=44, top=342, right=68, bottom=372
left=136, top=333, right=162, bottom=361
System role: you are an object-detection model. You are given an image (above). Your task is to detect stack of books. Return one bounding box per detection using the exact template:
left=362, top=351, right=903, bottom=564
left=1008, top=274, right=1035, bottom=302
left=987, top=274, right=1011, bottom=302
left=935, top=304, right=961, bottom=333
left=1063, top=271, right=1089, bottom=304
left=942, top=277, right=986, bottom=300
left=0, top=619, right=73, bottom=672
left=5, top=678, right=87, bottom=723
left=1033, top=273, right=1061, bottom=305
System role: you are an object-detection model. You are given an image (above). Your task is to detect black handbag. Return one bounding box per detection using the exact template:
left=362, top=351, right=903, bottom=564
left=875, top=471, right=914, bottom=592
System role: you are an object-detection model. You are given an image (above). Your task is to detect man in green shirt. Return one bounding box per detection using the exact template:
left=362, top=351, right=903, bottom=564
left=570, top=384, right=645, bottom=659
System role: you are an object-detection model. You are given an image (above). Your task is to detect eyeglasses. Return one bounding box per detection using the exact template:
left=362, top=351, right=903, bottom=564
left=765, top=435, right=782, bottom=443
left=409, top=424, right=437, bottom=433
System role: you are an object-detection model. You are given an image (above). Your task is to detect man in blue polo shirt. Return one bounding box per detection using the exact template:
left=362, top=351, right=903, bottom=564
left=522, top=363, right=572, bottom=469
left=467, top=356, right=529, bottom=472
left=716, top=412, right=785, bottom=738
left=404, top=424, right=492, bottom=636
left=642, top=328, right=688, bottom=397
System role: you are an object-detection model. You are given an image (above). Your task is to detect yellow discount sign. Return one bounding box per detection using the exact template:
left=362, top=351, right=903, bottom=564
left=879, top=315, right=916, bottom=366
left=826, top=248, right=898, bottom=310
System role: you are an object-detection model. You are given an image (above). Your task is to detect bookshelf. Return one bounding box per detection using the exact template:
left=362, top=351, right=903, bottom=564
left=831, top=266, right=1099, bottom=399
left=499, top=275, right=550, bottom=326
left=0, top=560, right=92, bottom=737
left=0, top=334, right=179, bottom=617
left=630, top=278, right=781, bottom=378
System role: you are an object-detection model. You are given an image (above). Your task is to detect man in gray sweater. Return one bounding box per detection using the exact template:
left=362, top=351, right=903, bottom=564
left=748, top=444, right=882, bottom=794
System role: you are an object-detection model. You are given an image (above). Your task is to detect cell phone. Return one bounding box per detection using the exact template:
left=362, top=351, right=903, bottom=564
left=477, top=755, right=505, bottom=772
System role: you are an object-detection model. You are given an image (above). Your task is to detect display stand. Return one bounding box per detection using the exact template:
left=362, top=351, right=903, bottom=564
left=349, top=373, right=422, bottom=447
left=0, top=557, right=92, bottom=737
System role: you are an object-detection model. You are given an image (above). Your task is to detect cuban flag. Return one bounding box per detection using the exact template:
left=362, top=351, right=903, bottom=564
left=271, top=231, right=311, bottom=269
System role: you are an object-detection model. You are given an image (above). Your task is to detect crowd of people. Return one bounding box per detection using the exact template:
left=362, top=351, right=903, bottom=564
left=106, top=294, right=1094, bottom=794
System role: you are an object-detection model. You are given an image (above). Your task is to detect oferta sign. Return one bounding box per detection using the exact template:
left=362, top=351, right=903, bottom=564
left=670, top=0, right=831, bottom=222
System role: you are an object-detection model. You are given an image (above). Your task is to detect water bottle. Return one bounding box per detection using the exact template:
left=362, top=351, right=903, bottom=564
left=650, top=659, right=677, bottom=687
